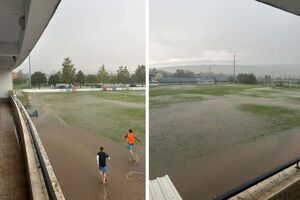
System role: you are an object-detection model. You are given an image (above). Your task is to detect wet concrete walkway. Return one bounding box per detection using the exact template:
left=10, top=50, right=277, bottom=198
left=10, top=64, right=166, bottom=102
left=0, top=103, right=29, bottom=200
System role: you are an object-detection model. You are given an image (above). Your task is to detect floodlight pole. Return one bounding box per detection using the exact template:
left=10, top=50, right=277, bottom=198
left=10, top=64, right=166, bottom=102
left=29, top=54, right=31, bottom=88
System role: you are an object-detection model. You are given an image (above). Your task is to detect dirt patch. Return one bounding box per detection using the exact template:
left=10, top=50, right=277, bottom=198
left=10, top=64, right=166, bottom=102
left=126, top=171, right=145, bottom=184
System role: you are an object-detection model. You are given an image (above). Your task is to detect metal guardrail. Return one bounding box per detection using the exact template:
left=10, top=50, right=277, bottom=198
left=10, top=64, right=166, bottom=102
left=213, top=156, right=300, bottom=200
left=11, top=94, right=57, bottom=200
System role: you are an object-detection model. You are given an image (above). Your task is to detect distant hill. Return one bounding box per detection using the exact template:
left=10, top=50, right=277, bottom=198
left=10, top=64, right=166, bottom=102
left=155, top=64, right=300, bottom=78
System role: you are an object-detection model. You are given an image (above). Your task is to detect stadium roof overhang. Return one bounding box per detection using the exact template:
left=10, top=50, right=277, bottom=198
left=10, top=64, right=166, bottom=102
left=256, top=0, right=300, bottom=16
left=0, top=0, right=61, bottom=71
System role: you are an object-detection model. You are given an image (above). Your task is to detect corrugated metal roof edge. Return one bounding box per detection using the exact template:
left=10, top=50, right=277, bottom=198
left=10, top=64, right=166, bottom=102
left=150, top=175, right=183, bottom=200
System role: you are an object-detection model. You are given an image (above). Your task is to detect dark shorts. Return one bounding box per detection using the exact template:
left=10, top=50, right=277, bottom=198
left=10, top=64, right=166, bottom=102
left=99, top=166, right=108, bottom=173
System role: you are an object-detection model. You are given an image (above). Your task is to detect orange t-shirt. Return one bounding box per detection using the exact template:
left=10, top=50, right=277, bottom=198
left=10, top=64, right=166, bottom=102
left=127, top=133, right=135, bottom=144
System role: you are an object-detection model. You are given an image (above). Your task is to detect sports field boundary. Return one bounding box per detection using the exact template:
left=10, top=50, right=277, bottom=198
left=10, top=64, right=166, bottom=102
left=22, top=87, right=145, bottom=93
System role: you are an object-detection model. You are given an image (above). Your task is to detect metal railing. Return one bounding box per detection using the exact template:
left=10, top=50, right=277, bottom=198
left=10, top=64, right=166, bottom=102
left=213, top=156, right=300, bottom=200
left=11, top=94, right=57, bottom=200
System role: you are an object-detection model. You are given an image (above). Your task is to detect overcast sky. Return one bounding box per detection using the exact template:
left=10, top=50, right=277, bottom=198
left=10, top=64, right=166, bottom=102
left=150, top=0, right=300, bottom=67
left=18, top=0, right=145, bottom=74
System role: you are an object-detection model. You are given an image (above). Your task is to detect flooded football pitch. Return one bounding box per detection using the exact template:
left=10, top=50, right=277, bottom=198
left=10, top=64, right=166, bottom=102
left=28, top=91, right=145, bottom=200
left=150, top=84, right=300, bottom=199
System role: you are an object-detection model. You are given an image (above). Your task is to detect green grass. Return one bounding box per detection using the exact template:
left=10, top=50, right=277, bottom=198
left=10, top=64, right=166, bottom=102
left=150, top=94, right=205, bottom=108
left=17, top=93, right=30, bottom=109
left=89, top=91, right=145, bottom=103
left=289, top=97, right=300, bottom=104
left=97, top=106, right=145, bottom=144
left=116, top=107, right=145, bottom=119
left=150, top=84, right=274, bottom=107
left=13, top=83, right=29, bottom=89
left=59, top=104, right=145, bottom=145
left=238, top=88, right=280, bottom=98
left=43, top=91, right=145, bottom=104
left=40, top=91, right=145, bottom=145
left=239, top=104, right=300, bottom=131
left=150, top=84, right=259, bottom=97
left=273, top=86, right=300, bottom=92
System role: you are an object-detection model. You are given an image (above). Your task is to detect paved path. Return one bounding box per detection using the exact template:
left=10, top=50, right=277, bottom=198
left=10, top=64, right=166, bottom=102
left=0, top=103, right=29, bottom=200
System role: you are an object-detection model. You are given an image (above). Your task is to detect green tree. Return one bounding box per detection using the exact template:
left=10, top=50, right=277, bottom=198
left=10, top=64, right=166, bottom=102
left=134, top=65, right=145, bottom=85
left=184, top=70, right=195, bottom=77
left=236, top=73, right=257, bottom=84
left=97, top=64, right=109, bottom=84
left=109, top=74, right=118, bottom=84
left=86, top=74, right=97, bottom=87
left=76, top=70, right=86, bottom=88
left=174, top=69, right=185, bottom=78
left=130, top=74, right=137, bottom=84
left=173, top=69, right=194, bottom=78
left=117, top=66, right=130, bottom=84
left=61, top=57, right=76, bottom=86
left=13, top=70, right=28, bottom=84
left=31, top=71, right=47, bottom=89
left=48, top=72, right=61, bottom=86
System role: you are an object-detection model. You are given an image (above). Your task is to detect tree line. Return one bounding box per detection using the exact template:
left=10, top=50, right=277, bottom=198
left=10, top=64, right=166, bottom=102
left=14, top=57, right=145, bottom=88
left=150, top=68, right=258, bottom=84
left=235, top=73, right=257, bottom=84
left=171, top=69, right=257, bottom=84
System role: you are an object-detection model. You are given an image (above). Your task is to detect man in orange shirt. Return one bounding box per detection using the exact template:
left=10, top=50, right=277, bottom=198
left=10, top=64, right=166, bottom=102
left=124, top=129, right=141, bottom=161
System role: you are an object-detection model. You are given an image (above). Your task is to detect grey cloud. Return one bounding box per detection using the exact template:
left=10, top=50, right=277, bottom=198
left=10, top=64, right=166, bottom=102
left=150, top=0, right=300, bottom=68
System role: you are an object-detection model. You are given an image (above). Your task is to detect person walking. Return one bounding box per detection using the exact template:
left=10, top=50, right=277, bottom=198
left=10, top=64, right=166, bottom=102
left=124, top=129, right=141, bottom=161
left=96, top=146, right=110, bottom=184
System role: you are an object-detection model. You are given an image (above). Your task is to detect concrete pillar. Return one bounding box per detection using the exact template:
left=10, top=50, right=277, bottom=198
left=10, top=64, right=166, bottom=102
left=0, top=70, right=13, bottom=100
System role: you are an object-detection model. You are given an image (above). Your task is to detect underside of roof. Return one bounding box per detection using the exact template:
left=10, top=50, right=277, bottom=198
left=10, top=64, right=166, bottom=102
left=0, top=0, right=61, bottom=71
left=257, top=0, right=300, bottom=16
